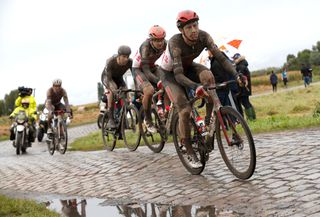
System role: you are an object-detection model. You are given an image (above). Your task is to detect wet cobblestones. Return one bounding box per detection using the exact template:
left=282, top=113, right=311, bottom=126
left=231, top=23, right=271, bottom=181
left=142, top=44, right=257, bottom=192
left=0, top=124, right=320, bottom=216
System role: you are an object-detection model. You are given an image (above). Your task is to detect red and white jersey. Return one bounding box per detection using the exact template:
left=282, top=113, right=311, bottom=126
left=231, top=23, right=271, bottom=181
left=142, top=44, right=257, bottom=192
left=132, top=50, right=142, bottom=68
left=159, top=44, right=173, bottom=71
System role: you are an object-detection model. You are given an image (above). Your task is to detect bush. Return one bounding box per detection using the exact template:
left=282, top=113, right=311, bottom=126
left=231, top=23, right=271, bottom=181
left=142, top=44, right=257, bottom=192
left=313, top=102, right=320, bottom=117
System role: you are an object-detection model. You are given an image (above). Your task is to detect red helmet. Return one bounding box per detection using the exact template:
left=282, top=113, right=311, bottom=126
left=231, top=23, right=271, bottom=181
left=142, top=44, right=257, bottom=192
left=176, top=10, right=199, bottom=28
left=149, top=25, right=166, bottom=39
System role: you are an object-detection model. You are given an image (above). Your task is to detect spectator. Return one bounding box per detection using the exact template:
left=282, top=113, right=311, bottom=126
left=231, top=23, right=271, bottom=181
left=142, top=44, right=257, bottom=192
left=270, top=70, right=278, bottom=92
left=232, top=53, right=256, bottom=121
left=281, top=68, right=288, bottom=88
left=308, top=67, right=313, bottom=83
left=300, top=63, right=310, bottom=87
left=208, top=50, right=242, bottom=113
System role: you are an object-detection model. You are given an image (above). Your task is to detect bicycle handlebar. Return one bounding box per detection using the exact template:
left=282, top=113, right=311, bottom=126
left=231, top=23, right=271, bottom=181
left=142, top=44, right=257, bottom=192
left=205, top=80, right=236, bottom=91
left=113, top=89, right=143, bottom=94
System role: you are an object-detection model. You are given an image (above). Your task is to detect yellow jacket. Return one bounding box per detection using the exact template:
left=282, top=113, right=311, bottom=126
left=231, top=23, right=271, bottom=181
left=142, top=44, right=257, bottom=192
left=15, top=96, right=37, bottom=114
left=10, top=106, right=38, bottom=121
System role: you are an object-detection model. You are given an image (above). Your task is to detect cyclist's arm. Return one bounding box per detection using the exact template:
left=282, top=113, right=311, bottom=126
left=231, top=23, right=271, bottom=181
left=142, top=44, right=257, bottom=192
left=62, top=89, right=70, bottom=111
left=102, top=67, right=117, bottom=91
left=171, top=46, right=199, bottom=89
left=46, top=89, right=54, bottom=110
left=207, top=42, right=238, bottom=78
left=141, top=46, right=160, bottom=84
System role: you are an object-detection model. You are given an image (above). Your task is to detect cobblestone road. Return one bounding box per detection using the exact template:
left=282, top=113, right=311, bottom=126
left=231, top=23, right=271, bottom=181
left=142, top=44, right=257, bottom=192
left=0, top=124, right=320, bottom=216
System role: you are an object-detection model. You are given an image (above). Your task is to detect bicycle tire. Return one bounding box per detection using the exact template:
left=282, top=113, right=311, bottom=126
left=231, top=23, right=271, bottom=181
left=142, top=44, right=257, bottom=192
left=97, top=113, right=103, bottom=129
left=37, top=128, right=44, bottom=142
left=172, top=112, right=206, bottom=175
left=140, top=107, right=165, bottom=153
left=216, top=106, right=256, bottom=180
left=101, top=112, right=116, bottom=151
left=47, top=136, right=55, bottom=155
left=58, top=121, right=68, bottom=154
left=122, top=104, right=141, bottom=151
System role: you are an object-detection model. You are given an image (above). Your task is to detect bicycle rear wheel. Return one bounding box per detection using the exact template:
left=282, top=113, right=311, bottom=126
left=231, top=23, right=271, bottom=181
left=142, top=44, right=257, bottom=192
left=58, top=121, right=68, bottom=154
left=122, top=105, right=141, bottom=151
left=172, top=113, right=206, bottom=175
left=140, top=108, right=165, bottom=153
left=216, top=106, right=256, bottom=179
left=101, top=112, right=116, bottom=151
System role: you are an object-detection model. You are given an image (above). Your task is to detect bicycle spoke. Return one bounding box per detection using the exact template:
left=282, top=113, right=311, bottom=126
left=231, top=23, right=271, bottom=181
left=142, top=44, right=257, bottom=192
left=216, top=106, right=256, bottom=179
left=122, top=105, right=141, bottom=151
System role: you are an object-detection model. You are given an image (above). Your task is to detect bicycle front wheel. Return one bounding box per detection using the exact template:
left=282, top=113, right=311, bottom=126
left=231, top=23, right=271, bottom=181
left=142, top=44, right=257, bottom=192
left=140, top=107, right=165, bottom=153
left=58, top=121, right=68, bottom=154
left=216, top=106, right=256, bottom=180
left=122, top=105, right=141, bottom=151
left=101, top=112, right=116, bottom=151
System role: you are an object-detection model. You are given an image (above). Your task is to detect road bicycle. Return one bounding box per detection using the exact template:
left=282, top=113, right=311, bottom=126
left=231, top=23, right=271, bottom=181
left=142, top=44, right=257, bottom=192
left=101, top=89, right=142, bottom=151
left=140, top=88, right=176, bottom=153
left=47, top=109, right=70, bottom=155
left=172, top=81, right=256, bottom=179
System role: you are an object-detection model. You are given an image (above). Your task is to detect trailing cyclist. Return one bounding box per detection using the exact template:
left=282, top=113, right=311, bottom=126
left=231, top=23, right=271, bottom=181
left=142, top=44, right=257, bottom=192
left=101, top=45, right=132, bottom=129
left=159, top=10, right=246, bottom=168
left=132, top=25, right=167, bottom=133
left=46, top=78, right=71, bottom=139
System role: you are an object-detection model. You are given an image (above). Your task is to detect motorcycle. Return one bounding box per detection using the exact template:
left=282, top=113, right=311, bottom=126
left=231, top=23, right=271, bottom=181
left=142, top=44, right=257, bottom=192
left=37, top=108, right=49, bottom=142
left=12, top=110, right=31, bottom=155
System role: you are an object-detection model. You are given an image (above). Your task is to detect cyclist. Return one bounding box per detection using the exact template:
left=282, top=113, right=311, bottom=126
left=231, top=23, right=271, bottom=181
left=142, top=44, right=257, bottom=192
left=101, top=45, right=132, bottom=128
left=46, top=78, right=71, bottom=138
left=160, top=10, right=245, bottom=168
left=9, top=98, right=37, bottom=146
left=132, top=25, right=167, bottom=133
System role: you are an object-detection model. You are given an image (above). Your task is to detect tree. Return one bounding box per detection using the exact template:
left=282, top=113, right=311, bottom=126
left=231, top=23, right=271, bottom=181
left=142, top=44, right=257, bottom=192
left=297, top=49, right=311, bottom=66
left=4, top=89, right=19, bottom=115
left=312, top=41, right=320, bottom=52
left=310, top=51, right=320, bottom=66
left=0, top=100, right=5, bottom=116
left=286, top=54, right=299, bottom=70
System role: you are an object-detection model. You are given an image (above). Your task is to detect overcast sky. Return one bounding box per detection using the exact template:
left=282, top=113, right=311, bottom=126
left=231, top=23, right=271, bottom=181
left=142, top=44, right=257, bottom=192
left=1, top=0, right=319, bottom=105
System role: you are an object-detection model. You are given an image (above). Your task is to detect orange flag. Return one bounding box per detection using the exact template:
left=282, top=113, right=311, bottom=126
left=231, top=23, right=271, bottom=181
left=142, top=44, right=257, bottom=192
left=227, top=39, right=242, bottom=49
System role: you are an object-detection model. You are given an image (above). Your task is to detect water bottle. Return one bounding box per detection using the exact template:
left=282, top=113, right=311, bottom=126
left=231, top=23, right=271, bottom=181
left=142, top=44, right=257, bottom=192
left=195, top=116, right=208, bottom=136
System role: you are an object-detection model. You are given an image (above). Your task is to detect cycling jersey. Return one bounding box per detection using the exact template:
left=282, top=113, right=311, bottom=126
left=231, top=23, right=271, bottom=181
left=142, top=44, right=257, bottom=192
left=133, top=39, right=167, bottom=86
left=46, top=87, right=70, bottom=110
left=101, top=55, right=132, bottom=90
left=160, top=30, right=238, bottom=90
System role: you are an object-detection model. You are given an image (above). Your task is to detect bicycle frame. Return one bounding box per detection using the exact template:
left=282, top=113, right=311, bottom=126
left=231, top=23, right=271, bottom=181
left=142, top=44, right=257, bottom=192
left=207, top=81, right=239, bottom=147
left=151, top=89, right=174, bottom=136
left=53, top=109, right=65, bottom=140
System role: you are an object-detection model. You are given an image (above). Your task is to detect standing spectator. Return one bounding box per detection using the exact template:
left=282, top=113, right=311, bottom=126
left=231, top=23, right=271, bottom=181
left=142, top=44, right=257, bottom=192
left=208, top=50, right=242, bottom=113
left=281, top=68, right=288, bottom=88
left=232, top=53, right=256, bottom=121
left=270, top=71, right=278, bottom=92
left=300, top=63, right=310, bottom=87
left=308, top=67, right=313, bottom=83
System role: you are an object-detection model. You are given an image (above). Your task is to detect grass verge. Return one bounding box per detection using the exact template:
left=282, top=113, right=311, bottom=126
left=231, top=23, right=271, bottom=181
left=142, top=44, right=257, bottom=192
left=0, top=194, right=60, bottom=217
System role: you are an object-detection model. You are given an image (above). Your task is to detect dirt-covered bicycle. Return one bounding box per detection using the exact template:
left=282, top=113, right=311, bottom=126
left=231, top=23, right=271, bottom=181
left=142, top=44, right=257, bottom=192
left=172, top=81, right=256, bottom=179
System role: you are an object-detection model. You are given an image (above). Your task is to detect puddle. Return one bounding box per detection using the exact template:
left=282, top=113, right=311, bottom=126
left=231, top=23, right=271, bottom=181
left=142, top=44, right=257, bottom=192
left=46, top=198, right=238, bottom=217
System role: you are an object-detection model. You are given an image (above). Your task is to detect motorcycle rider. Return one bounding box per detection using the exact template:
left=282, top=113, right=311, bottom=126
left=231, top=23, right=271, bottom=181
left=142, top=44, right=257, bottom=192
left=15, top=87, right=37, bottom=113
left=101, top=45, right=132, bottom=128
left=132, top=25, right=167, bottom=133
left=9, top=98, right=37, bottom=146
left=46, top=79, right=71, bottom=138
left=159, top=10, right=246, bottom=168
